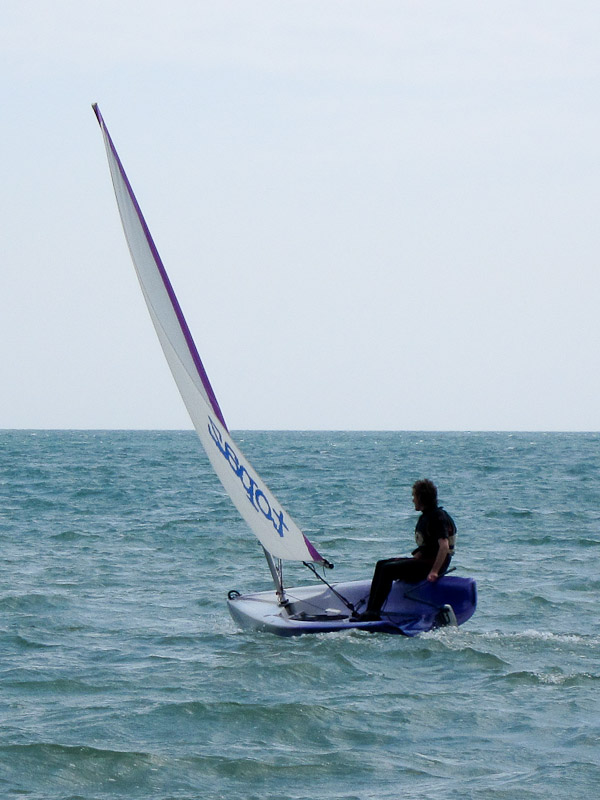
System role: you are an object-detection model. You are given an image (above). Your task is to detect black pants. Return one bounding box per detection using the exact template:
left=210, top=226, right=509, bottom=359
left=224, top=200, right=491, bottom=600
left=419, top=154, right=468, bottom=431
left=366, top=556, right=451, bottom=615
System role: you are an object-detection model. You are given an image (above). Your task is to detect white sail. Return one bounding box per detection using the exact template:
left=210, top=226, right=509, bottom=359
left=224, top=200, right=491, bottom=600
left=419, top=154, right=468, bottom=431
left=94, top=104, right=324, bottom=564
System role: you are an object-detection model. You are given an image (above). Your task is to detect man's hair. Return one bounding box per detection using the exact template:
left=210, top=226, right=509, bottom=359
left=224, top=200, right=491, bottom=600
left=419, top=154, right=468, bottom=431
left=412, top=479, right=438, bottom=509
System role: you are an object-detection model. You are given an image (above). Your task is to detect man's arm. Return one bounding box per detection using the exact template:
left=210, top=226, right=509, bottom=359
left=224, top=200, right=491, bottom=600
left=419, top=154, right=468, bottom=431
left=427, top=537, right=450, bottom=582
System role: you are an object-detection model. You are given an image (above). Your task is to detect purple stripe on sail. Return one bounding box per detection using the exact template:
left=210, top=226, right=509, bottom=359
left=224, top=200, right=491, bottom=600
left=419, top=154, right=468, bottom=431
left=303, top=534, right=324, bottom=563
left=93, top=104, right=228, bottom=432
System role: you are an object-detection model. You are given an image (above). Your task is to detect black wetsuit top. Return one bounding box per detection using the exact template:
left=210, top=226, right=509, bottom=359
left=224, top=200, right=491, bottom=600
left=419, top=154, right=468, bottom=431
left=412, top=506, right=456, bottom=562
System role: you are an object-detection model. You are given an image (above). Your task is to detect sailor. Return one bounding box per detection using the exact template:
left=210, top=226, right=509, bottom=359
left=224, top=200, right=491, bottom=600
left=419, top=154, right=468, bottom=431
left=357, top=479, right=456, bottom=621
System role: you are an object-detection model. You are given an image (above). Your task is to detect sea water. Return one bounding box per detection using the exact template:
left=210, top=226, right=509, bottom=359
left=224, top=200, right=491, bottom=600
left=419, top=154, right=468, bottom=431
left=1, top=430, right=599, bottom=799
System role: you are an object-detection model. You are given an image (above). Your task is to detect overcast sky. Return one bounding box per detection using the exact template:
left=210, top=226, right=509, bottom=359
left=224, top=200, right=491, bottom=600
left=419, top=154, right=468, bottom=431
left=2, top=1, right=599, bottom=430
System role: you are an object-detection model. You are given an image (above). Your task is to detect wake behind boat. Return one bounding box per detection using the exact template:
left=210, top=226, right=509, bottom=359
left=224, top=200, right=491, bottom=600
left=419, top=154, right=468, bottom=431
left=93, top=104, right=476, bottom=636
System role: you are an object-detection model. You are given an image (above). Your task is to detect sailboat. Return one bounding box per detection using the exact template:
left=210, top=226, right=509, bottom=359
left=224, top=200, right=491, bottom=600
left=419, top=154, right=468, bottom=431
left=93, top=104, right=477, bottom=636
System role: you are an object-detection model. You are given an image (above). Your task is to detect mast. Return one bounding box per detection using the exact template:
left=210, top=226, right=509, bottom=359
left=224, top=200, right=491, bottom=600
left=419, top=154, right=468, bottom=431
left=262, top=547, right=287, bottom=604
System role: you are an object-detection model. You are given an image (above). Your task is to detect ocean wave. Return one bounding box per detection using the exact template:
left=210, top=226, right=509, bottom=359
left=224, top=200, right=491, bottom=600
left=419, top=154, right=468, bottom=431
left=493, top=669, right=600, bottom=686
left=418, top=635, right=511, bottom=668
left=50, top=529, right=90, bottom=541
left=0, top=742, right=162, bottom=795
left=141, top=698, right=340, bottom=733
left=0, top=742, right=152, bottom=761
left=578, top=537, right=600, bottom=548
left=513, top=628, right=599, bottom=644
left=1, top=674, right=110, bottom=693
left=0, top=592, right=70, bottom=613
left=466, top=628, right=600, bottom=646
left=1, top=632, right=64, bottom=651
left=483, top=507, right=535, bottom=519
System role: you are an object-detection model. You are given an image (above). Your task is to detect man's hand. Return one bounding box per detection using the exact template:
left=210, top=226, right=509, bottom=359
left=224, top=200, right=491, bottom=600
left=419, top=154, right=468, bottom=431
left=427, top=538, right=450, bottom=582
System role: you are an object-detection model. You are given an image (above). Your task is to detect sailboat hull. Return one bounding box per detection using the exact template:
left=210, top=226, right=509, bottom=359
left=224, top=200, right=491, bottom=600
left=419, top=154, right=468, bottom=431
left=227, top=575, right=477, bottom=636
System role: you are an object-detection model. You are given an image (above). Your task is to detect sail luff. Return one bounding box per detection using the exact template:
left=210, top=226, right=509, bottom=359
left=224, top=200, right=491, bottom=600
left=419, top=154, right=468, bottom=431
left=92, top=103, right=227, bottom=431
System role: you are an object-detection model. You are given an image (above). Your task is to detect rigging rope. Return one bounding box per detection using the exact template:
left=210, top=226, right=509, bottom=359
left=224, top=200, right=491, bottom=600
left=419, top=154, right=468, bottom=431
left=302, top=561, right=358, bottom=616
